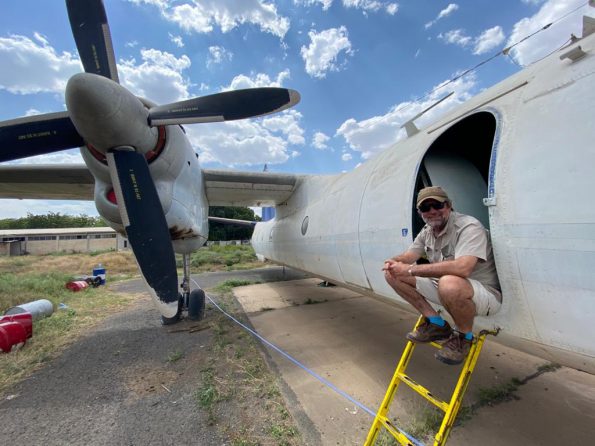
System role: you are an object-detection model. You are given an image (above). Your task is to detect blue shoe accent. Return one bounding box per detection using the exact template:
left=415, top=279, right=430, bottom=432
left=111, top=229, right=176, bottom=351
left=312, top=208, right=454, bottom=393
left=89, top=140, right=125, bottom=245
left=428, top=316, right=446, bottom=327
left=463, top=331, right=473, bottom=341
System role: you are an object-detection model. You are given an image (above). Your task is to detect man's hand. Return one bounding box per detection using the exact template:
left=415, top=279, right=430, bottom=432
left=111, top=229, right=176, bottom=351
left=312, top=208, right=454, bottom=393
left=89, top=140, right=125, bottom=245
left=382, top=259, right=410, bottom=276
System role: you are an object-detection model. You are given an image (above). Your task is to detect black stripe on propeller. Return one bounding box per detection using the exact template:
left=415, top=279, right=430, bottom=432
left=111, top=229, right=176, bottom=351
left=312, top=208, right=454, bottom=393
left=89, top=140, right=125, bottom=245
left=66, top=0, right=119, bottom=82
left=107, top=149, right=179, bottom=312
left=148, top=88, right=300, bottom=126
left=0, top=112, right=84, bottom=163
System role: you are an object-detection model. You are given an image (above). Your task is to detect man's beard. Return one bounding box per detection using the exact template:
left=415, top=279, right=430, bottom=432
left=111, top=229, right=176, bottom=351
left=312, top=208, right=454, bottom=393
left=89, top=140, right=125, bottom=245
left=423, top=215, right=447, bottom=230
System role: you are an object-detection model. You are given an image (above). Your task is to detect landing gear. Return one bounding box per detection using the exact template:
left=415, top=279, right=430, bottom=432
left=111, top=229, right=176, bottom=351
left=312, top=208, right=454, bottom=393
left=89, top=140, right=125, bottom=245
left=160, top=253, right=205, bottom=325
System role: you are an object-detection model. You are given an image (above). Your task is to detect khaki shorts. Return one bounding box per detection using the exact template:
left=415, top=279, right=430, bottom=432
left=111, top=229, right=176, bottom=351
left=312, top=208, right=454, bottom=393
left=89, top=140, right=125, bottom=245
left=415, top=277, right=501, bottom=317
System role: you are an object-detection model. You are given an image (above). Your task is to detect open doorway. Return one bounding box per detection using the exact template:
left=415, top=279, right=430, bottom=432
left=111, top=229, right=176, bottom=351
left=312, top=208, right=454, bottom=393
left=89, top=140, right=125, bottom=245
left=412, top=111, right=497, bottom=237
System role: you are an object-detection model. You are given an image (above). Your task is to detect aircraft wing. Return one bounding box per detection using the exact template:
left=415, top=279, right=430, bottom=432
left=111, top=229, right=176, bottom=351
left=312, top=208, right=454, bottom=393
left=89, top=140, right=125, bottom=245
left=0, top=164, right=94, bottom=200
left=203, top=169, right=301, bottom=207
left=0, top=164, right=302, bottom=206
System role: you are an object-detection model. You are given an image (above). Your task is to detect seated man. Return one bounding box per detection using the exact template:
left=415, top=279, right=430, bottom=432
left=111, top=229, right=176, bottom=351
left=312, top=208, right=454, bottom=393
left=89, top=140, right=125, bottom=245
left=383, top=186, right=501, bottom=365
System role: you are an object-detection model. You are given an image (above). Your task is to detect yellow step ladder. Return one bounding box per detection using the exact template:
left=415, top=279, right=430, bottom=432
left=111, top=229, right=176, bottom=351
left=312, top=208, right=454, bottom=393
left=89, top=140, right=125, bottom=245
left=364, top=316, right=498, bottom=446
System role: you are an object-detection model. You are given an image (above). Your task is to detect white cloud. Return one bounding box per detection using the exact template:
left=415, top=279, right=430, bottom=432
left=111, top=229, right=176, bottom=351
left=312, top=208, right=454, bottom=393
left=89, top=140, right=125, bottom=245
left=262, top=110, right=305, bottom=145
left=226, top=70, right=290, bottom=90
left=168, top=33, right=185, bottom=48
left=186, top=71, right=304, bottom=166
left=9, top=149, right=84, bottom=165
left=0, top=33, right=80, bottom=94
left=312, top=131, right=330, bottom=149
left=385, top=3, right=399, bottom=15
left=301, top=26, right=354, bottom=78
left=0, top=199, right=98, bottom=219
left=425, top=3, right=459, bottom=29
left=336, top=73, right=478, bottom=159
left=341, top=152, right=353, bottom=161
left=438, top=29, right=472, bottom=48
left=342, top=0, right=386, bottom=13
left=118, top=49, right=192, bottom=103
left=207, top=46, right=233, bottom=67
left=133, top=0, right=290, bottom=39
left=439, top=25, right=506, bottom=55
left=473, top=26, right=505, bottom=55
left=294, top=0, right=398, bottom=13
left=507, top=0, right=595, bottom=66
left=294, top=0, right=334, bottom=10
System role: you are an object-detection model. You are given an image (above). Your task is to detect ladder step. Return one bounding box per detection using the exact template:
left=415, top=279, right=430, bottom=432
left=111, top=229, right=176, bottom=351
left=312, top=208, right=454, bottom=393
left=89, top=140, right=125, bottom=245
left=397, top=372, right=449, bottom=412
left=377, top=415, right=423, bottom=446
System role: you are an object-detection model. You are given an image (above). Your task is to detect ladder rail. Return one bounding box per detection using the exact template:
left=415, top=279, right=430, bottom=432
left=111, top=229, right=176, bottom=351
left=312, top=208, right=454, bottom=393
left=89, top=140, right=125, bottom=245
left=365, top=316, right=498, bottom=446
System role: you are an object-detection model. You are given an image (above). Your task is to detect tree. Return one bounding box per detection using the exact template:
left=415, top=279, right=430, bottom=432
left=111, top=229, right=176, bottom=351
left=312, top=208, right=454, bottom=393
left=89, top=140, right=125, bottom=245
left=0, top=212, right=107, bottom=229
left=208, top=207, right=261, bottom=241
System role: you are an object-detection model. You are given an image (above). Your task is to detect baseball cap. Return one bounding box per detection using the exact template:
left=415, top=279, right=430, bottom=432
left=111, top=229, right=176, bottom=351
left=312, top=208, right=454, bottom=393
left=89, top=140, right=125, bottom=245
left=416, top=186, right=450, bottom=207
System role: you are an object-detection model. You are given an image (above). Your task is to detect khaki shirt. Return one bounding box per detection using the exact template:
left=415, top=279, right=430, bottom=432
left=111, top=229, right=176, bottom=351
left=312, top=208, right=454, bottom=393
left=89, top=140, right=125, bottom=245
left=409, top=212, right=501, bottom=299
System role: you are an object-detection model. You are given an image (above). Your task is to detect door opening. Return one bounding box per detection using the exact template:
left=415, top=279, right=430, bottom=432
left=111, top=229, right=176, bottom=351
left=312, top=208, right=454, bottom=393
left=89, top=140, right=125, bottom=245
left=413, top=111, right=497, bottom=237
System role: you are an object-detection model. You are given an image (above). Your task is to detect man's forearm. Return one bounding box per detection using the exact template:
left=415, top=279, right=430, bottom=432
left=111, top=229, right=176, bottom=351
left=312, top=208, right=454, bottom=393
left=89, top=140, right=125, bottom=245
left=409, top=256, right=476, bottom=278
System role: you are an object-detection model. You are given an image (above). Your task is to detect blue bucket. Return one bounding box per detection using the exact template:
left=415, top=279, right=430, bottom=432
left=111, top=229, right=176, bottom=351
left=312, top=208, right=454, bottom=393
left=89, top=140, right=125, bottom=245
left=92, top=264, right=106, bottom=285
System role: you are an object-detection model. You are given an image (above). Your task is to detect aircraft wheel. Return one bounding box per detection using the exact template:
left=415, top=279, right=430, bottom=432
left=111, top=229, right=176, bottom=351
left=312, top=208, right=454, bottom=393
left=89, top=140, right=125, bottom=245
left=160, top=293, right=183, bottom=325
left=188, top=289, right=206, bottom=320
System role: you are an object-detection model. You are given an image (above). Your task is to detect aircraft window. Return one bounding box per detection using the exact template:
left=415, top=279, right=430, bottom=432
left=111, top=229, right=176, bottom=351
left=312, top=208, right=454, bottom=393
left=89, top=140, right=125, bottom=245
left=301, top=216, right=309, bottom=235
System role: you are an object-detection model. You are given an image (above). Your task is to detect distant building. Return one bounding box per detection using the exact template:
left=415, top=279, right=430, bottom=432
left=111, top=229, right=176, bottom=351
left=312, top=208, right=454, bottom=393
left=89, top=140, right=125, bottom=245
left=0, top=227, right=128, bottom=256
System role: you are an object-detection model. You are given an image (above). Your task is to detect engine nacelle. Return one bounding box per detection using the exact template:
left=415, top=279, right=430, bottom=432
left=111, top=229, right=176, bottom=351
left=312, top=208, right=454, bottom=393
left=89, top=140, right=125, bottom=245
left=81, top=122, right=209, bottom=253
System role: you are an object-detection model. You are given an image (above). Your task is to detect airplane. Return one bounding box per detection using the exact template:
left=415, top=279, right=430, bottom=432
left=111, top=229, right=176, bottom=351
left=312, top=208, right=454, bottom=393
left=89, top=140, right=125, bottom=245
left=1, top=0, right=594, bottom=376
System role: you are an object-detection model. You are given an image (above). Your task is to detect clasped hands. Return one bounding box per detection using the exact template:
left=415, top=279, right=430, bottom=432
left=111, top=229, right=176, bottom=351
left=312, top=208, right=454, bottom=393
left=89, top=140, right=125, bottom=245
left=382, top=259, right=410, bottom=277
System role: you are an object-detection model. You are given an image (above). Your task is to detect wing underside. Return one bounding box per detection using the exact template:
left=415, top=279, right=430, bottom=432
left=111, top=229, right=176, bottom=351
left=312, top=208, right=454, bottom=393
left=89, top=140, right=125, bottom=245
left=0, top=164, right=94, bottom=200
left=202, top=169, right=301, bottom=207
left=0, top=164, right=301, bottom=206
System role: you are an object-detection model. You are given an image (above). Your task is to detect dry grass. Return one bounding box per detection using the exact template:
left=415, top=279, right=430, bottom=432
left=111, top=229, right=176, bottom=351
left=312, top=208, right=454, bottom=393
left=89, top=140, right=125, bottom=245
left=0, top=251, right=138, bottom=277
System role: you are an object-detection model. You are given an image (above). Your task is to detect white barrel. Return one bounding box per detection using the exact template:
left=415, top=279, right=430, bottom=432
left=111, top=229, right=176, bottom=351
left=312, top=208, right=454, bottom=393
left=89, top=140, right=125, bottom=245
left=5, top=299, right=54, bottom=320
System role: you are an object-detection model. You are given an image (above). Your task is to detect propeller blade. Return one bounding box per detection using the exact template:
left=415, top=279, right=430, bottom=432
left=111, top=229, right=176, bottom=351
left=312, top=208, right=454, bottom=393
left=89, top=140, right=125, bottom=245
left=66, top=0, right=119, bottom=82
left=106, top=149, right=179, bottom=317
left=148, top=88, right=301, bottom=126
left=0, top=112, right=84, bottom=163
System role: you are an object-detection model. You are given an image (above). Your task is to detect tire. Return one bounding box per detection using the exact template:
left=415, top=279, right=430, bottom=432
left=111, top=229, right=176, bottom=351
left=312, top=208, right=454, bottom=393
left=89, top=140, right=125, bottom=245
left=188, top=289, right=206, bottom=320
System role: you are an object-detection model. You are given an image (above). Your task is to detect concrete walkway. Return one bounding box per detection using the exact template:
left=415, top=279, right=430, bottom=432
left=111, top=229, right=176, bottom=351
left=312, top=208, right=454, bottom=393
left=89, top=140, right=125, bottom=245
left=233, top=278, right=595, bottom=446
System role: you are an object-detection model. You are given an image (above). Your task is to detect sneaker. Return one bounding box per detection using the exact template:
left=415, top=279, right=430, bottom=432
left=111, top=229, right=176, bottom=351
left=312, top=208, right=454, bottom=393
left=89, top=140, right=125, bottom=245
left=435, top=332, right=472, bottom=365
left=406, top=318, right=452, bottom=343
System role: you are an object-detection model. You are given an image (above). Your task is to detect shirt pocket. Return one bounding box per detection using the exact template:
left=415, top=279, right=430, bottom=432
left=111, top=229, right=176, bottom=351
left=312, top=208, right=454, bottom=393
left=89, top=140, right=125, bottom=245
left=440, top=246, right=455, bottom=261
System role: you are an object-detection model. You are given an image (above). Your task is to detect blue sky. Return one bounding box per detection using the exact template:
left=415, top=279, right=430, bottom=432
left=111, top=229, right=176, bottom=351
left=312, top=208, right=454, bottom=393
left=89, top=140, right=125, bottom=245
left=0, top=0, right=593, bottom=218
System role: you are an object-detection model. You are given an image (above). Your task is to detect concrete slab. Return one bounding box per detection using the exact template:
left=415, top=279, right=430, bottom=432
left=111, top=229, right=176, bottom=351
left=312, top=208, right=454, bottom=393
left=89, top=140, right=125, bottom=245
left=234, top=279, right=595, bottom=446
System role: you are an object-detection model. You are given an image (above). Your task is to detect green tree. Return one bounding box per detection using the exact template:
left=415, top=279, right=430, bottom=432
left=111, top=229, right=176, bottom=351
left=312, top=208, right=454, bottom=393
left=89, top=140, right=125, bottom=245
left=0, top=212, right=107, bottom=229
left=208, top=206, right=261, bottom=241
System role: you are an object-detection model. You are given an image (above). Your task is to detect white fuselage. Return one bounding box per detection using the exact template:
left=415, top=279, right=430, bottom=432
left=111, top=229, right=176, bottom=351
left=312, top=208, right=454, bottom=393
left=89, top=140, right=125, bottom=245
left=253, top=33, right=595, bottom=373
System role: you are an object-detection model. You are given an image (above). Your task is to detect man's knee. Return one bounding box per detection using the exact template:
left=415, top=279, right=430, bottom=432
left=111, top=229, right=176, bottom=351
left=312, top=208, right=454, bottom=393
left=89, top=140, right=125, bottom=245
left=385, top=273, right=414, bottom=292
left=438, top=275, right=473, bottom=302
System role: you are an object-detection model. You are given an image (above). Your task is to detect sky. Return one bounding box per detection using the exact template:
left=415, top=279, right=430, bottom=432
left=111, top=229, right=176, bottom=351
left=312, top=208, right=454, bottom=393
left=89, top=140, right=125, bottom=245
left=0, top=0, right=593, bottom=218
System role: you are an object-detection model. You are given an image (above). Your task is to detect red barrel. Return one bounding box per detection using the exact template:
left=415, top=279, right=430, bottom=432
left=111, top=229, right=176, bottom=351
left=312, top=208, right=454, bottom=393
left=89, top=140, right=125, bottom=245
left=65, top=280, right=89, bottom=292
left=0, top=313, right=32, bottom=339
left=0, top=321, right=27, bottom=353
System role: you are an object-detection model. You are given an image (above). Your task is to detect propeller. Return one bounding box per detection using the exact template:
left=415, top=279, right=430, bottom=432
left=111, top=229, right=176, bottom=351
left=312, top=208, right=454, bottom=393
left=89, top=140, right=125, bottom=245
left=0, top=0, right=302, bottom=319
left=66, top=0, right=119, bottom=82
left=149, top=88, right=301, bottom=126
left=106, top=149, right=179, bottom=318
left=0, top=112, right=84, bottom=163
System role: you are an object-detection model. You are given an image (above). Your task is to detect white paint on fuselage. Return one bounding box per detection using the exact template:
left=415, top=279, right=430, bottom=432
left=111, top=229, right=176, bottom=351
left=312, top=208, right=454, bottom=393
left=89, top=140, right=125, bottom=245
left=253, top=33, right=595, bottom=373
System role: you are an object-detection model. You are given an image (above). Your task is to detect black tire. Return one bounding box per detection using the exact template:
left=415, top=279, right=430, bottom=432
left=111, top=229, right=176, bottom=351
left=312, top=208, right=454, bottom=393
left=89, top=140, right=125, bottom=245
left=188, top=289, right=205, bottom=321
left=160, top=293, right=183, bottom=325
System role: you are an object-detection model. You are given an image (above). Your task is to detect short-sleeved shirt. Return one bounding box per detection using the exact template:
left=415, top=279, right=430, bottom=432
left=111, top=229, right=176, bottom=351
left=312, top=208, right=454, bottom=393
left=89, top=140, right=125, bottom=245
left=409, top=211, right=501, bottom=300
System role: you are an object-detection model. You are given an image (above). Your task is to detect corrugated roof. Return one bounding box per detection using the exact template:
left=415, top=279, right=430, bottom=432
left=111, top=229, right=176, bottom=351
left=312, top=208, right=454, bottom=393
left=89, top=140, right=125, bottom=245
left=0, top=227, right=117, bottom=236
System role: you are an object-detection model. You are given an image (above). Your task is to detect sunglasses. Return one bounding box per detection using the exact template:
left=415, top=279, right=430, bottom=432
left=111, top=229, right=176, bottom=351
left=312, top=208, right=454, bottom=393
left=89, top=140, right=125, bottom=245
left=418, top=201, right=447, bottom=212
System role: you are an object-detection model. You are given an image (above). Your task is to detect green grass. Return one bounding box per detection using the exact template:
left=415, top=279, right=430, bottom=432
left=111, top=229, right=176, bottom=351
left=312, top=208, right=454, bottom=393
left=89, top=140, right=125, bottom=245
left=166, top=349, right=185, bottom=363
left=184, top=245, right=261, bottom=271
left=213, top=279, right=260, bottom=294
